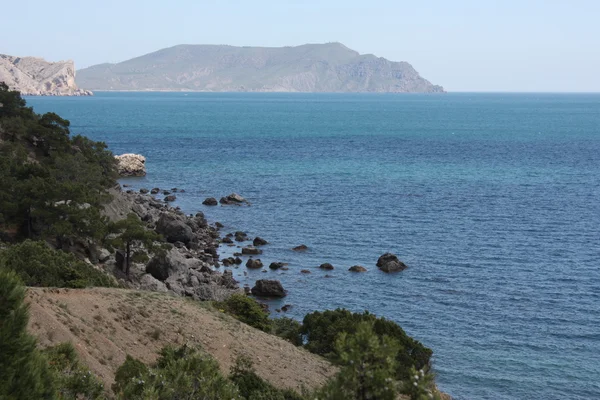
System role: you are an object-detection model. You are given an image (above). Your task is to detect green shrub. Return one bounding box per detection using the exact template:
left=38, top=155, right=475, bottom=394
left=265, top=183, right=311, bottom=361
left=316, top=321, right=399, bottom=400
left=112, top=355, right=149, bottom=398
left=301, top=309, right=432, bottom=379
left=43, top=343, right=105, bottom=399
left=0, top=240, right=114, bottom=288
left=216, top=293, right=272, bottom=332
left=0, top=270, right=56, bottom=399
left=114, top=345, right=239, bottom=399
left=271, top=317, right=303, bottom=346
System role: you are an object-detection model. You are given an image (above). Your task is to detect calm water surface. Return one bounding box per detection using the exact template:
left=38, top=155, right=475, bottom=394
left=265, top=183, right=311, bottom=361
left=28, top=92, right=600, bottom=400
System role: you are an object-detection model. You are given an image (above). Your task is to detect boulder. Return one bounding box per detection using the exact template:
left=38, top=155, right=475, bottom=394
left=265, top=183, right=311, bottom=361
left=146, top=249, right=188, bottom=281
left=292, top=244, right=308, bottom=251
left=253, top=237, right=268, bottom=246
left=281, top=304, right=291, bottom=312
left=376, top=253, right=408, bottom=272
left=202, top=197, right=218, bottom=206
left=115, top=153, right=146, bottom=177
left=300, top=269, right=311, bottom=274
left=164, top=195, right=177, bottom=202
left=139, top=188, right=149, bottom=194
left=215, top=222, right=224, bottom=229
left=150, top=188, right=160, bottom=194
left=139, top=273, right=168, bottom=292
left=221, top=237, right=233, bottom=244
left=269, top=262, right=286, bottom=270
left=98, top=248, right=111, bottom=263
left=349, top=265, right=367, bottom=272
left=156, top=213, right=194, bottom=244
left=234, top=231, right=248, bottom=242
left=246, top=259, right=263, bottom=269
left=233, top=257, right=243, bottom=265
left=220, top=193, right=248, bottom=205
left=242, top=246, right=262, bottom=255
left=251, top=279, right=286, bottom=297
left=319, top=263, right=334, bottom=270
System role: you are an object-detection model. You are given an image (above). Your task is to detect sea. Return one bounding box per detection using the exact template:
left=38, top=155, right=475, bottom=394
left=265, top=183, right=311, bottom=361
left=27, top=92, right=600, bottom=400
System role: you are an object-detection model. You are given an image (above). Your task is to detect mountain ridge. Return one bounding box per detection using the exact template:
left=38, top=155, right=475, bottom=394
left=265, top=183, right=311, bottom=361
left=77, top=43, right=444, bottom=93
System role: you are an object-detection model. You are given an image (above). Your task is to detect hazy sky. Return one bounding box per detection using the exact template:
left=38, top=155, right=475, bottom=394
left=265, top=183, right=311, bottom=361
left=2, top=0, right=599, bottom=92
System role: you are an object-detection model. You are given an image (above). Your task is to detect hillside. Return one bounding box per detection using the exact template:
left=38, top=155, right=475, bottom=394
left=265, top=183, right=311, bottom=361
left=27, top=287, right=335, bottom=392
left=77, top=43, right=444, bottom=93
left=0, top=54, right=92, bottom=96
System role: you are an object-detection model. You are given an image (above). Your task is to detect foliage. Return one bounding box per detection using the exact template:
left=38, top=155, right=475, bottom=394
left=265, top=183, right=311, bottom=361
left=401, top=366, right=441, bottom=400
left=43, top=343, right=105, bottom=399
left=0, top=82, right=117, bottom=243
left=112, top=355, right=149, bottom=396
left=271, top=317, right=303, bottom=346
left=0, top=240, right=114, bottom=288
left=107, top=213, right=161, bottom=276
left=113, top=345, right=240, bottom=399
left=316, top=322, right=399, bottom=400
left=0, top=270, right=56, bottom=399
left=216, top=293, right=272, bottom=332
left=229, top=355, right=305, bottom=400
left=301, top=309, right=432, bottom=379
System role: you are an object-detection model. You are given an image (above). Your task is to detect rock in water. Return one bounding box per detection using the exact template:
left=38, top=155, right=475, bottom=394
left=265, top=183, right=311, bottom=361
left=246, top=259, right=263, bottom=269
left=115, top=154, right=146, bottom=177
left=269, top=262, right=286, bottom=270
left=319, top=263, right=334, bottom=270
left=219, top=193, right=249, bottom=205
left=292, top=244, right=308, bottom=251
left=348, top=265, right=367, bottom=272
left=202, top=197, right=218, bottom=206
left=251, top=279, right=286, bottom=297
left=253, top=237, right=268, bottom=246
left=376, top=253, right=408, bottom=272
left=242, top=246, right=262, bottom=255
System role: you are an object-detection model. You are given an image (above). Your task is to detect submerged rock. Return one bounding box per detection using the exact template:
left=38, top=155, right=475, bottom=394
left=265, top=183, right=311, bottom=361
left=376, top=253, right=408, bottom=272
left=292, top=244, right=308, bottom=251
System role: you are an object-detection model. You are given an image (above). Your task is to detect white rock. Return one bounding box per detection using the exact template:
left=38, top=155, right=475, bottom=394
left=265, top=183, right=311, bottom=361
left=115, top=153, right=146, bottom=177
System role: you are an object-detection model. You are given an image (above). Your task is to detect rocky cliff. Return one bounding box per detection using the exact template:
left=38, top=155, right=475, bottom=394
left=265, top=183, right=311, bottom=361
left=0, top=54, right=92, bottom=96
left=77, top=43, right=444, bottom=93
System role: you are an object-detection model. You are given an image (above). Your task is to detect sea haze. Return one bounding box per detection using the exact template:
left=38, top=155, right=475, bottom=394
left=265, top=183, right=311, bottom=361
left=27, top=92, right=600, bottom=400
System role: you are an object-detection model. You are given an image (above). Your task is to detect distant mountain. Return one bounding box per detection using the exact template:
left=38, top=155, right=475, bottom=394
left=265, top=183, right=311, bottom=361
left=77, top=43, right=443, bottom=93
left=0, top=54, right=92, bottom=96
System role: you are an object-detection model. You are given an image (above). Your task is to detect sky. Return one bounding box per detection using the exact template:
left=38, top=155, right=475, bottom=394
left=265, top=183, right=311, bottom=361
left=2, top=0, right=599, bottom=92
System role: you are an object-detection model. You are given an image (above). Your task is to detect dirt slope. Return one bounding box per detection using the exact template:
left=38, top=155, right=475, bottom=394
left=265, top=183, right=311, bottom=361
left=27, top=287, right=335, bottom=393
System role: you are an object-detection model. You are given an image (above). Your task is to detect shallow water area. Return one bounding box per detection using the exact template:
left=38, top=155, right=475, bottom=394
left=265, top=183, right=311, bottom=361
left=28, top=92, right=600, bottom=400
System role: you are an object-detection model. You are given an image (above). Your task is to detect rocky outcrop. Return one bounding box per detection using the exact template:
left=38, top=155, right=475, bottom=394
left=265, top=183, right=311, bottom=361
left=220, top=193, right=249, bottom=205
left=115, top=154, right=146, bottom=177
left=0, top=54, right=93, bottom=96
left=376, top=253, right=408, bottom=272
left=77, top=43, right=444, bottom=93
left=251, top=280, right=286, bottom=297
left=156, top=213, right=194, bottom=244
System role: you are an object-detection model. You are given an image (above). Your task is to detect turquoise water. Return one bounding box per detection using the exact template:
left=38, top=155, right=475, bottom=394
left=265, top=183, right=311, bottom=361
left=28, top=92, right=600, bottom=399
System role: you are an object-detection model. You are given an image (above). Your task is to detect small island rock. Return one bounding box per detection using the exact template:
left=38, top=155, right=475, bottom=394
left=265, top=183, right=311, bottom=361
left=376, top=253, right=408, bottom=272
left=251, top=279, right=286, bottom=297
left=115, top=153, right=146, bottom=177
left=349, top=265, right=367, bottom=272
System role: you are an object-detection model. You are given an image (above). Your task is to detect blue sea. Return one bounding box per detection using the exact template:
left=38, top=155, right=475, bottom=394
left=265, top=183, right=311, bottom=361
left=28, top=92, right=600, bottom=400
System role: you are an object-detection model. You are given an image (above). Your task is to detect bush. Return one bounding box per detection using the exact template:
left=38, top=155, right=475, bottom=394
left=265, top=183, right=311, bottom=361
left=271, top=317, right=303, bottom=346
left=113, top=345, right=239, bottom=399
left=301, top=309, right=432, bottom=379
left=0, top=240, right=115, bottom=288
left=216, top=293, right=272, bottom=332
left=43, top=343, right=105, bottom=399
left=316, top=321, right=399, bottom=400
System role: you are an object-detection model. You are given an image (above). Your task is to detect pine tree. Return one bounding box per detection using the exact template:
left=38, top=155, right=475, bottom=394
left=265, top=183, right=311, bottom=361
left=0, top=270, right=56, bottom=399
left=108, top=214, right=160, bottom=276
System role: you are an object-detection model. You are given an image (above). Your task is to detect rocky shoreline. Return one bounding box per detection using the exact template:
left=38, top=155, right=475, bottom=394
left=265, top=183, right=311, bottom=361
left=99, top=177, right=411, bottom=310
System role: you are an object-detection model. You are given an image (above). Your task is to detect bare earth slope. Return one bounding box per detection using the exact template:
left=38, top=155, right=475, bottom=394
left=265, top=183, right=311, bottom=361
left=27, top=287, right=335, bottom=392
left=0, top=54, right=92, bottom=95
left=77, top=43, right=444, bottom=93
